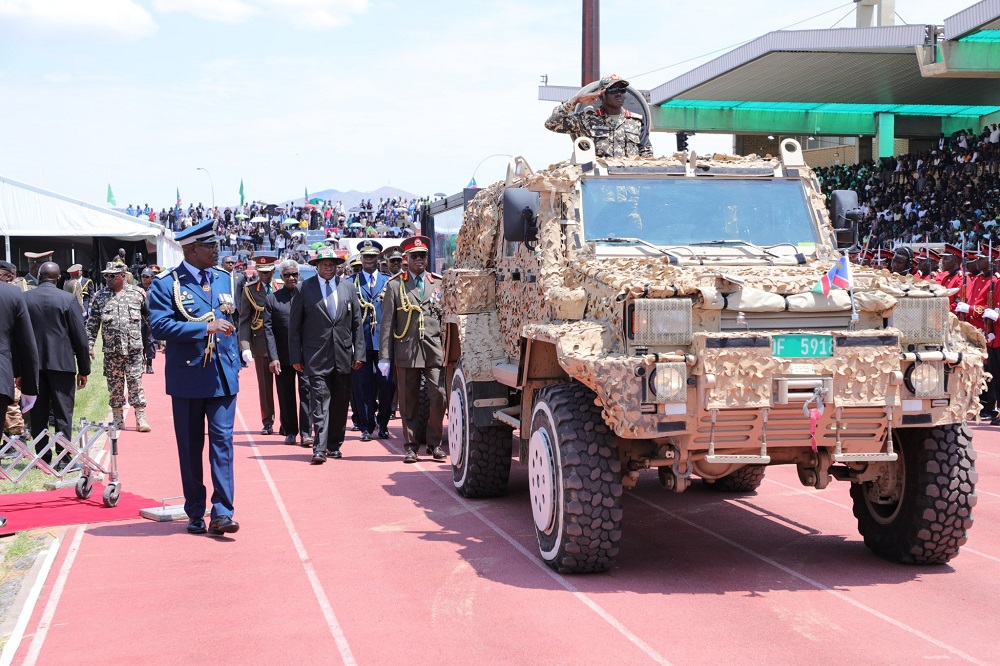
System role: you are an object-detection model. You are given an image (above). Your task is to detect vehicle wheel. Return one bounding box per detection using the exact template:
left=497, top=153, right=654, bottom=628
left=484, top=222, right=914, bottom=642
left=850, top=424, right=977, bottom=564
left=529, top=382, right=622, bottom=573
left=703, top=465, right=766, bottom=492
left=103, top=483, right=121, bottom=508
left=75, top=476, right=93, bottom=500
left=450, top=365, right=512, bottom=498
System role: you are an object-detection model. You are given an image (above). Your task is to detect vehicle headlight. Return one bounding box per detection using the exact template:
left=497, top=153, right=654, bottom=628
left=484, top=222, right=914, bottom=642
left=890, top=297, right=948, bottom=344
left=904, top=362, right=945, bottom=397
left=630, top=299, right=693, bottom=346
left=649, top=362, right=687, bottom=403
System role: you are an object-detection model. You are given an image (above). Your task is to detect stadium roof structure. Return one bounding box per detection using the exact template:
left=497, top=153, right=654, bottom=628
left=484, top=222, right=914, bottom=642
left=539, top=0, right=1000, bottom=153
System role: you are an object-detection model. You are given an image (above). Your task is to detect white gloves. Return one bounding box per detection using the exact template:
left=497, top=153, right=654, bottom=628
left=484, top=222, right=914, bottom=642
left=984, top=308, right=999, bottom=322
left=378, top=360, right=391, bottom=377
left=955, top=302, right=971, bottom=314
left=242, top=350, right=254, bottom=364
left=989, top=333, right=996, bottom=344
left=20, top=394, right=36, bottom=413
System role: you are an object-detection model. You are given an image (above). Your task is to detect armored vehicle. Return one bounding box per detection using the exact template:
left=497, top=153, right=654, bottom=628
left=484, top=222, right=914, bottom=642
left=442, top=137, right=983, bottom=573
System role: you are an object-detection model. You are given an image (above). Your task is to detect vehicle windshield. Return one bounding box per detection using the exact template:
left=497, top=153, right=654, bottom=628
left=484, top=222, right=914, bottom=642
left=581, top=177, right=817, bottom=247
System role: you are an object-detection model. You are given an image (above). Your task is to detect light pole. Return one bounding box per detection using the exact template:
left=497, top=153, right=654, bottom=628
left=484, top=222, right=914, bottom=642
left=469, top=153, right=513, bottom=188
left=196, top=167, right=215, bottom=210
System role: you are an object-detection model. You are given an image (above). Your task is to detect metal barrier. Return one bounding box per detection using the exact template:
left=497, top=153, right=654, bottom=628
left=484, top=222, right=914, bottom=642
left=0, top=420, right=122, bottom=507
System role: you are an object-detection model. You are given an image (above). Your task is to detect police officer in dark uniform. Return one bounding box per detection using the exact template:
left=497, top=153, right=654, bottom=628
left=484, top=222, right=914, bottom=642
left=379, top=235, right=446, bottom=463
left=351, top=240, right=395, bottom=440
left=148, top=219, right=242, bottom=537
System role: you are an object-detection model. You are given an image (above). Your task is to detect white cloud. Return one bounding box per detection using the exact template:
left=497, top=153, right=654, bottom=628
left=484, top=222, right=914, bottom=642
left=0, top=0, right=156, bottom=40
left=152, top=0, right=258, bottom=24
left=152, top=0, right=367, bottom=29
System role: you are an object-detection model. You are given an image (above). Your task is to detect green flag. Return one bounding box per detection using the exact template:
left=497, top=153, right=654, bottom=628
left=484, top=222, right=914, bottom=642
left=107, top=183, right=116, bottom=207
left=239, top=179, right=245, bottom=206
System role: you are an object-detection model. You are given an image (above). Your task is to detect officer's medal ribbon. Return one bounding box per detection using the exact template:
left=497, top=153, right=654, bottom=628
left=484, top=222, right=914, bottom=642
left=218, top=292, right=235, bottom=314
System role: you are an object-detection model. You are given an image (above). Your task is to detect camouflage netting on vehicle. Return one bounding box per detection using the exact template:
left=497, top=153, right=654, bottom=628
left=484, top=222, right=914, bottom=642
left=945, top=319, right=988, bottom=422
left=454, top=183, right=504, bottom=269
left=450, top=312, right=505, bottom=382
left=442, top=269, right=495, bottom=314
left=693, top=334, right=780, bottom=410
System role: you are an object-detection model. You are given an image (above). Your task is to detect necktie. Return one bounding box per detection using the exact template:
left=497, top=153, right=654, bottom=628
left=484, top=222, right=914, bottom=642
left=325, top=279, right=337, bottom=317
left=368, top=273, right=375, bottom=291
left=200, top=269, right=211, bottom=293
left=414, top=273, right=424, bottom=298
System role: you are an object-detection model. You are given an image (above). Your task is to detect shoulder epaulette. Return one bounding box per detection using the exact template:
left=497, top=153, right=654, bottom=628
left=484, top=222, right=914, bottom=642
left=155, top=268, right=171, bottom=279
left=429, top=272, right=443, bottom=280
left=388, top=273, right=404, bottom=282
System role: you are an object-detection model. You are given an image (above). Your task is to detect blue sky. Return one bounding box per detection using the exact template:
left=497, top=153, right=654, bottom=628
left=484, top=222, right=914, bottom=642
left=0, top=0, right=959, bottom=210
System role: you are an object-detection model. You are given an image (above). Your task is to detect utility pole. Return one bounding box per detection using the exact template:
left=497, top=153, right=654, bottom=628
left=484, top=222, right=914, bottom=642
left=582, top=0, right=600, bottom=86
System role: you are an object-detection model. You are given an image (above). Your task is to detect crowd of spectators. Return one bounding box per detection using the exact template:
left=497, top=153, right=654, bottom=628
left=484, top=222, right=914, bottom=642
left=816, top=125, right=1000, bottom=249
left=121, top=196, right=428, bottom=261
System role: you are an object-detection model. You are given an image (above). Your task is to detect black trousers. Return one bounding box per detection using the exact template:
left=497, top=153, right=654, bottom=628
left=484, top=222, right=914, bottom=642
left=308, top=371, right=352, bottom=455
left=351, top=351, right=396, bottom=432
left=30, top=369, right=75, bottom=463
left=275, top=363, right=311, bottom=440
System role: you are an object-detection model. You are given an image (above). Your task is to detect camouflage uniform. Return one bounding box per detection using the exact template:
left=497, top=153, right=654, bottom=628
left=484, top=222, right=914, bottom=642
left=4, top=386, right=23, bottom=436
left=87, top=284, right=149, bottom=409
left=544, top=100, right=653, bottom=159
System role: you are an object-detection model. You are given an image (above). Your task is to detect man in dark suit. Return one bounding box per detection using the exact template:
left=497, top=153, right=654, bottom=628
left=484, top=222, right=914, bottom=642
left=289, top=247, right=364, bottom=464
left=0, top=281, right=39, bottom=528
left=350, top=239, right=395, bottom=441
left=379, top=236, right=446, bottom=463
left=264, top=259, right=312, bottom=446
left=23, top=262, right=91, bottom=467
left=148, top=220, right=243, bottom=537
left=238, top=255, right=277, bottom=435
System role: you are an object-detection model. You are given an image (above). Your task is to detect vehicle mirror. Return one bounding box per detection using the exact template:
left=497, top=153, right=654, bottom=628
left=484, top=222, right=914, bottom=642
left=503, top=188, right=539, bottom=246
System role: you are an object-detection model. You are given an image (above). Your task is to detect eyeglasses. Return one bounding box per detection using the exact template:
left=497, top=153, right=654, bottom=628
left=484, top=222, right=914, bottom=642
left=606, top=87, right=627, bottom=95
left=281, top=272, right=299, bottom=278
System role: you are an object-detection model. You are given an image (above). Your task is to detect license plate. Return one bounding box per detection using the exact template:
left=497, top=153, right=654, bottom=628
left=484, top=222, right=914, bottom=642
left=772, top=334, right=833, bottom=358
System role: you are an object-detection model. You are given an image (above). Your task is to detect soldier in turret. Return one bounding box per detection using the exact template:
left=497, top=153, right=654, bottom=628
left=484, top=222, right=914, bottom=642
left=545, top=74, right=653, bottom=159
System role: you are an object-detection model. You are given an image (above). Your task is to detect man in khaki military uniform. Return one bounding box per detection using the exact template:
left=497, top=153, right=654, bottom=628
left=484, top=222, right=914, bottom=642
left=86, top=262, right=151, bottom=432
left=63, top=263, right=85, bottom=315
left=16, top=250, right=53, bottom=291
left=378, top=235, right=446, bottom=463
left=238, top=255, right=277, bottom=435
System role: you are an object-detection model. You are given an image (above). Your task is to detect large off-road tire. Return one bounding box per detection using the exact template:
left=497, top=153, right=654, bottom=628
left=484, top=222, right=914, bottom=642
left=449, top=365, right=512, bottom=498
left=850, top=424, right=977, bottom=564
left=528, top=382, right=622, bottom=574
left=702, top=465, right=766, bottom=492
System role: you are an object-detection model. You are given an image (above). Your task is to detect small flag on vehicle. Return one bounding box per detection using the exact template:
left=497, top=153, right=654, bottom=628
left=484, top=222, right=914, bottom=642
left=812, top=255, right=852, bottom=296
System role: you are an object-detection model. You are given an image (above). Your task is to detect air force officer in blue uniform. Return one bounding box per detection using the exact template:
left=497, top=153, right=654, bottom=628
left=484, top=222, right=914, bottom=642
left=351, top=240, right=396, bottom=440
left=149, top=220, right=242, bottom=536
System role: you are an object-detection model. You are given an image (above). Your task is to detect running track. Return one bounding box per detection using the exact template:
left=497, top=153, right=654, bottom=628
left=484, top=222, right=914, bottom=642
left=6, top=356, right=1000, bottom=665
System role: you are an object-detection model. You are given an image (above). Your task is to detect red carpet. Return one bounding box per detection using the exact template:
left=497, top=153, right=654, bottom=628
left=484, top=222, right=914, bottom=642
left=0, top=486, right=156, bottom=535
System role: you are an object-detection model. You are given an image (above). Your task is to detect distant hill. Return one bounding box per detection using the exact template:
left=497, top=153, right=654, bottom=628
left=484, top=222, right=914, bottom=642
left=283, top=186, right=419, bottom=210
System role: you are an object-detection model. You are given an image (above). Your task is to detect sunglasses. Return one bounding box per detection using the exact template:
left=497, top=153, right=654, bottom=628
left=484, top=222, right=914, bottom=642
left=281, top=272, right=299, bottom=278
left=409, top=252, right=427, bottom=259
left=606, top=87, right=627, bottom=95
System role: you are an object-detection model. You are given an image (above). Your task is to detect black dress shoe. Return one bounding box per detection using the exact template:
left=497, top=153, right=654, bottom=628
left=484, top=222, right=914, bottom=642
left=991, top=416, right=1000, bottom=426
left=260, top=425, right=274, bottom=435
left=350, top=425, right=360, bottom=431
left=208, top=516, right=240, bottom=535
left=376, top=427, right=390, bottom=439
left=187, top=519, right=207, bottom=534
left=311, top=453, right=327, bottom=465
left=403, top=448, right=418, bottom=464
left=329, top=450, right=343, bottom=459
left=360, top=431, right=372, bottom=442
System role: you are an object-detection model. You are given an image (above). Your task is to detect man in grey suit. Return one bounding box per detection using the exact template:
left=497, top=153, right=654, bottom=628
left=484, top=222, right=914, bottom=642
left=264, top=259, right=312, bottom=446
left=23, top=262, right=91, bottom=467
left=289, top=248, right=364, bottom=464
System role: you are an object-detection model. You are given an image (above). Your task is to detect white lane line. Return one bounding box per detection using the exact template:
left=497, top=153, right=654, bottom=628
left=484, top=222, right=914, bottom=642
left=21, top=526, right=85, bottom=666
left=382, top=441, right=671, bottom=666
left=236, top=408, right=357, bottom=666
left=0, top=535, right=61, bottom=666
left=628, top=491, right=987, bottom=665
left=764, top=478, right=1000, bottom=565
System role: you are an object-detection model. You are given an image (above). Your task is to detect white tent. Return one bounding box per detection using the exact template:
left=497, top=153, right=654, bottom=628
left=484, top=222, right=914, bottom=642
left=0, top=175, right=182, bottom=267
